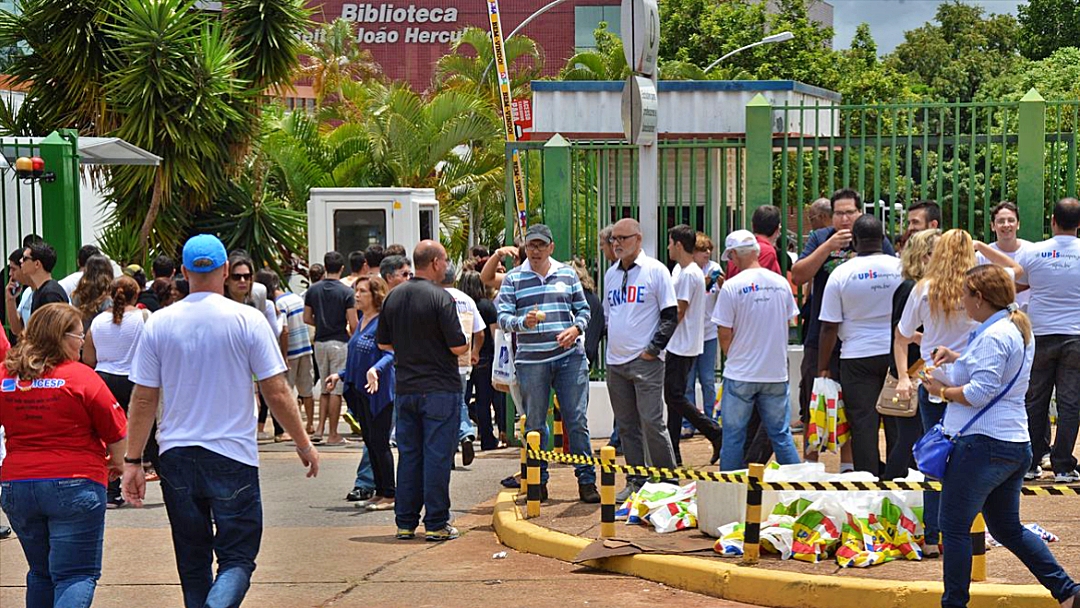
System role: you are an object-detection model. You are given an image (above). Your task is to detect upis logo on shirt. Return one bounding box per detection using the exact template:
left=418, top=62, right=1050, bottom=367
left=857, top=270, right=879, bottom=280
left=741, top=283, right=760, bottom=294
left=1, top=377, right=65, bottom=392
left=1041, top=250, right=1060, bottom=259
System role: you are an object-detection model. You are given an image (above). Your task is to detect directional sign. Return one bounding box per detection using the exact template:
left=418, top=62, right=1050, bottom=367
left=621, top=75, right=658, bottom=145
left=620, top=0, right=660, bottom=77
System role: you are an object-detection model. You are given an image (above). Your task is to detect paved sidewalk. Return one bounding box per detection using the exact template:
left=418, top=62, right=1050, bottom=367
left=1, top=443, right=755, bottom=607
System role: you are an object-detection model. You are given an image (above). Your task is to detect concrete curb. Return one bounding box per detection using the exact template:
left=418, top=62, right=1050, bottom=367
left=491, top=490, right=1059, bottom=608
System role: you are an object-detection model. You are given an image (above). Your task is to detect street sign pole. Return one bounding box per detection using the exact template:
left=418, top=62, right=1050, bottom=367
left=620, top=0, right=660, bottom=255
left=487, top=0, right=528, bottom=241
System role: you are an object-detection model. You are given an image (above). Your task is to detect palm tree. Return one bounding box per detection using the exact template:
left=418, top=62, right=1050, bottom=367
left=0, top=0, right=311, bottom=257
left=434, top=26, right=543, bottom=103
left=558, top=22, right=628, bottom=80
left=296, top=18, right=381, bottom=107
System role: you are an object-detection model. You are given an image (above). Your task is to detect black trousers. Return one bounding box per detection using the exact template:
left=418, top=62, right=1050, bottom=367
left=258, top=393, right=285, bottom=436
left=98, top=371, right=158, bottom=499
left=665, top=353, right=721, bottom=464
left=469, top=359, right=503, bottom=450
left=838, top=354, right=891, bottom=475
left=881, top=405, right=923, bottom=480
left=1025, top=334, right=1080, bottom=474
left=346, top=386, right=395, bottom=498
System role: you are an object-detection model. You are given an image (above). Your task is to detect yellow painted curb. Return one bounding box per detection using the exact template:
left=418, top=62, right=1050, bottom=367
left=492, top=490, right=1059, bottom=608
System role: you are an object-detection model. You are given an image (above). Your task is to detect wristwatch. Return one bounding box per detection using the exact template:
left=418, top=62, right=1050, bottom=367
left=123, top=457, right=144, bottom=465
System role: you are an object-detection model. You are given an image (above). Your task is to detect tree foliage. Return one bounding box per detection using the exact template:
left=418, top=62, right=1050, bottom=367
left=1017, top=0, right=1080, bottom=61
left=885, top=1, right=1022, bottom=101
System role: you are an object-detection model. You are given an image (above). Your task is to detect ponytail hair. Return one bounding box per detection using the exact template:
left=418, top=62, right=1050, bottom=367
left=111, top=276, right=141, bottom=325
left=963, top=264, right=1032, bottom=346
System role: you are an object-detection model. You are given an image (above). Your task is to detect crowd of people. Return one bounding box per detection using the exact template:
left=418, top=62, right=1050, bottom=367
left=1, top=187, right=1079, bottom=608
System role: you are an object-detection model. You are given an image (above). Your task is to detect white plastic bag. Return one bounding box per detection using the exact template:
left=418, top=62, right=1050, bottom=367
left=491, top=328, right=516, bottom=392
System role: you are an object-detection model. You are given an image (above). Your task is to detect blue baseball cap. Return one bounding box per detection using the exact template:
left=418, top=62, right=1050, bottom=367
left=182, top=234, right=227, bottom=273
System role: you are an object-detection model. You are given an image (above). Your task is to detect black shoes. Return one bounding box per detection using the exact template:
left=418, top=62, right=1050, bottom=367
left=347, top=487, right=375, bottom=502
left=460, top=438, right=475, bottom=466
left=578, top=484, right=601, bottom=504
left=0, top=524, right=11, bottom=539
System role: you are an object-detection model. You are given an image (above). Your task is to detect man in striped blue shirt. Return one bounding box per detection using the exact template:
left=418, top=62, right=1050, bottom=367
left=497, top=224, right=598, bottom=503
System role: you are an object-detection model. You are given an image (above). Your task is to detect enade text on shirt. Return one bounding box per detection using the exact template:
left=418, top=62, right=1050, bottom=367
left=607, top=284, right=648, bottom=307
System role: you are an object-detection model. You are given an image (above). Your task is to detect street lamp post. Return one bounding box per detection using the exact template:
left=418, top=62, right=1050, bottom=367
left=704, top=31, right=795, bottom=73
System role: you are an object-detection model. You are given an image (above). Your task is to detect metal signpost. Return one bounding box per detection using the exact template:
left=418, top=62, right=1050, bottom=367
left=620, top=0, right=660, bottom=253
left=487, top=0, right=528, bottom=240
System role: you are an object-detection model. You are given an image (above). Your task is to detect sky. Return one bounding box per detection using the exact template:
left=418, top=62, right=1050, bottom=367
left=829, top=0, right=1026, bottom=54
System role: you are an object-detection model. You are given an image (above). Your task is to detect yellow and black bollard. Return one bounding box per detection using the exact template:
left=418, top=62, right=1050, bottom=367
left=518, top=416, right=527, bottom=497
left=742, top=463, right=766, bottom=565
left=552, top=398, right=564, bottom=452
left=971, top=513, right=987, bottom=582
left=526, top=431, right=541, bottom=518
left=599, top=446, right=616, bottom=538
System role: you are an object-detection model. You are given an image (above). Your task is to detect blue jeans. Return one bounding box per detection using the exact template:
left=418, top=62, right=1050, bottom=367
left=158, top=447, right=262, bottom=608
left=719, top=379, right=802, bottom=471
left=458, top=373, right=477, bottom=442
left=0, top=478, right=106, bottom=608
left=940, top=435, right=1079, bottom=607
left=514, top=349, right=595, bottom=486
left=395, top=391, right=460, bottom=532
left=918, top=385, right=947, bottom=545
left=684, top=338, right=718, bottom=419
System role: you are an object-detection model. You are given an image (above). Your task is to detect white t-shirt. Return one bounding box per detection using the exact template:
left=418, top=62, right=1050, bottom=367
left=89, top=309, right=147, bottom=376
left=819, top=254, right=903, bottom=359
left=130, top=292, right=287, bottom=467
left=712, top=267, right=798, bottom=383
left=667, top=262, right=706, bottom=357
left=897, top=280, right=977, bottom=362
left=1015, top=235, right=1080, bottom=336
left=445, top=286, right=484, bottom=374
left=603, top=251, right=678, bottom=365
left=976, top=239, right=1031, bottom=310
left=700, top=260, right=723, bottom=341
left=58, top=271, right=83, bottom=297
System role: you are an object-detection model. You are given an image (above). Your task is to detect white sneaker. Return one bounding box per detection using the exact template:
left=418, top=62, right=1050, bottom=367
left=1023, top=466, right=1042, bottom=481
left=1040, top=454, right=1051, bottom=470
left=1053, top=470, right=1080, bottom=483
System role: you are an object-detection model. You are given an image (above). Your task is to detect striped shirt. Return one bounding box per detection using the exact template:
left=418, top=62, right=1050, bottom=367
left=275, top=292, right=313, bottom=360
left=944, top=310, right=1032, bottom=442
left=497, top=258, right=590, bottom=364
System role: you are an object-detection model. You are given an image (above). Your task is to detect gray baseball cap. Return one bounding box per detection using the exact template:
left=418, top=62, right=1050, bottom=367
left=524, top=224, right=553, bottom=244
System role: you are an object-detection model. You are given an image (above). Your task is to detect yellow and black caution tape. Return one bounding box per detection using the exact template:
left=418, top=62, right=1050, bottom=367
left=526, top=450, right=1080, bottom=496
left=528, top=450, right=746, bottom=483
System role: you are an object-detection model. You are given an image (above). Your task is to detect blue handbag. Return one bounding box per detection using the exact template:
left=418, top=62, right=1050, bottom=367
left=912, top=350, right=1025, bottom=480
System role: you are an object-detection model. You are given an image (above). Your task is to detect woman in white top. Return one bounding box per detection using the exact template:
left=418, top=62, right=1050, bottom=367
left=894, top=228, right=1022, bottom=555
left=684, top=232, right=722, bottom=430
left=922, top=265, right=1078, bottom=608
left=83, top=275, right=147, bottom=507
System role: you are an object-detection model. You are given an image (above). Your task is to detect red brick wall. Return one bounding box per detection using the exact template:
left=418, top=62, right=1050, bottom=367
left=306, top=0, right=618, bottom=93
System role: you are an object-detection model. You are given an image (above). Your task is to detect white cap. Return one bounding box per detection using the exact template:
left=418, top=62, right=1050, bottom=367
left=720, top=229, right=760, bottom=262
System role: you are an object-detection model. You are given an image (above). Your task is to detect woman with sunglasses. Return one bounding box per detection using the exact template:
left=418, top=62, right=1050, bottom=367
left=225, top=253, right=288, bottom=441
left=0, top=303, right=127, bottom=608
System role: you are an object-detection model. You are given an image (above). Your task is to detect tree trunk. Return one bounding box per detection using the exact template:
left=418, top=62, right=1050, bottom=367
left=137, top=167, right=164, bottom=259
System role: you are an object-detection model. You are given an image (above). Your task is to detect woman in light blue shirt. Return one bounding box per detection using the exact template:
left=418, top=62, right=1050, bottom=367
left=923, top=265, right=1078, bottom=608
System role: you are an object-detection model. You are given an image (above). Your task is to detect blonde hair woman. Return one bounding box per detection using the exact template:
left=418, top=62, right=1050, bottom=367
left=894, top=228, right=1022, bottom=555
left=922, top=265, right=1078, bottom=608
left=881, top=228, right=939, bottom=481
left=0, top=303, right=127, bottom=607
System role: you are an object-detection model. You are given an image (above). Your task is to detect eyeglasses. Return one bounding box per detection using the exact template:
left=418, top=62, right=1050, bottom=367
left=65, top=331, right=85, bottom=341
left=609, top=234, right=639, bottom=244
left=396, top=270, right=413, bottom=278
left=833, top=209, right=859, bottom=218
left=20, top=255, right=33, bottom=264
left=524, top=242, right=550, bottom=252
left=230, top=272, right=252, bottom=281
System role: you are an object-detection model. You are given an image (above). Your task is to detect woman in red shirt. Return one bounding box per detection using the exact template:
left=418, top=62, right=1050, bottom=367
left=0, top=303, right=127, bottom=608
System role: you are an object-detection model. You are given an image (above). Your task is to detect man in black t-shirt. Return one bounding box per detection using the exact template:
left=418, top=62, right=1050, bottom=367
left=22, top=241, right=69, bottom=316
left=377, top=240, right=468, bottom=542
